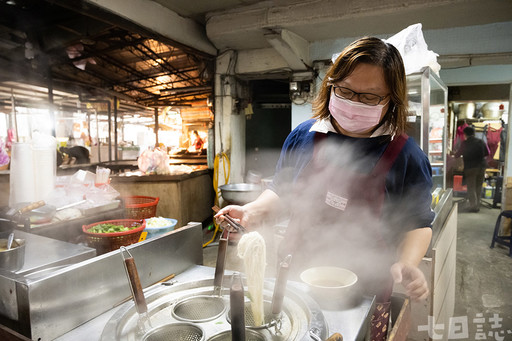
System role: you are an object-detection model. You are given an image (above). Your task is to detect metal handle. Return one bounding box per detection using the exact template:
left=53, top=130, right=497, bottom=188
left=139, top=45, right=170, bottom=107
left=212, top=205, right=247, bottom=233
left=309, top=327, right=322, bottom=341
left=271, top=254, right=292, bottom=315
left=326, top=333, right=343, bottom=341
left=18, top=200, right=45, bottom=214
left=120, top=247, right=148, bottom=314
left=56, top=199, right=87, bottom=211
left=213, top=234, right=229, bottom=294
left=230, top=273, right=245, bottom=341
left=6, top=232, right=14, bottom=250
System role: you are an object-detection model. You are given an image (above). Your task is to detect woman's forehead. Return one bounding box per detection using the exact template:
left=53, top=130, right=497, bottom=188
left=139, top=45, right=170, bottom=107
left=337, top=63, right=388, bottom=93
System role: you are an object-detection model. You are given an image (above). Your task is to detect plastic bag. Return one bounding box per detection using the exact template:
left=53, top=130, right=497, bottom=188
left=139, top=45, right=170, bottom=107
left=137, top=148, right=170, bottom=174
left=0, top=139, right=9, bottom=167
left=85, top=183, right=120, bottom=204
left=384, top=23, right=440, bottom=76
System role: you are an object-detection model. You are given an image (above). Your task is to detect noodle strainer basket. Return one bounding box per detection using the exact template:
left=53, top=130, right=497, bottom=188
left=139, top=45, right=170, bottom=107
left=207, top=329, right=266, bottom=341
left=170, top=233, right=229, bottom=322
left=226, top=300, right=277, bottom=329
left=142, top=322, right=204, bottom=341
left=172, top=295, right=226, bottom=322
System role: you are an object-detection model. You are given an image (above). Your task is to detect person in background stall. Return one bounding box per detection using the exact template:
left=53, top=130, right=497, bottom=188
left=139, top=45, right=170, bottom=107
left=80, top=132, right=92, bottom=147
left=454, top=126, right=489, bottom=212
left=215, top=37, right=434, bottom=341
left=60, top=146, right=90, bottom=165
left=192, top=130, right=204, bottom=151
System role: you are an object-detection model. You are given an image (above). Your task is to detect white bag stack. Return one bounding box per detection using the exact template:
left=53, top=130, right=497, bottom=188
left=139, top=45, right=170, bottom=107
left=384, top=23, right=441, bottom=76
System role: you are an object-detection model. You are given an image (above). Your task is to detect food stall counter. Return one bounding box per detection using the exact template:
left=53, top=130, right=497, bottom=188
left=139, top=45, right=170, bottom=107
left=111, top=167, right=214, bottom=228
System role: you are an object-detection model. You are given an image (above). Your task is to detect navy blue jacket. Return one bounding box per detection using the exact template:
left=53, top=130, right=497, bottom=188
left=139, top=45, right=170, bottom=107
left=269, top=119, right=435, bottom=240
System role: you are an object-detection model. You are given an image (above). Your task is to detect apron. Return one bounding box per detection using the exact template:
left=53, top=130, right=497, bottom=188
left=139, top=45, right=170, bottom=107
left=279, top=132, right=408, bottom=340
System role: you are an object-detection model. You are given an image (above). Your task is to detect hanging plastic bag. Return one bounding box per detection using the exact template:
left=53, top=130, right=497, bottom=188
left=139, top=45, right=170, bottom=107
left=384, top=23, right=441, bottom=76
left=137, top=148, right=170, bottom=174
left=0, top=139, right=9, bottom=167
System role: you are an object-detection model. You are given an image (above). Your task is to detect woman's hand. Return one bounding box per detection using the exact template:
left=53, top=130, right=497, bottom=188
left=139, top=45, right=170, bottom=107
left=393, top=227, right=432, bottom=301
left=390, top=262, right=429, bottom=301
left=214, top=189, right=282, bottom=232
left=214, top=205, right=249, bottom=232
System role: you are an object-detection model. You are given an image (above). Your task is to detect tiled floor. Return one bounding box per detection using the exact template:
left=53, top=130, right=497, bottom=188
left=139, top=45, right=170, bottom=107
left=454, top=199, right=512, bottom=339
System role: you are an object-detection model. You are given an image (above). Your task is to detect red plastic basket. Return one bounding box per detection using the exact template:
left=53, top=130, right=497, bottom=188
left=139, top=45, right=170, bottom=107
left=82, top=219, right=146, bottom=253
left=123, top=196, right=159, bottom=220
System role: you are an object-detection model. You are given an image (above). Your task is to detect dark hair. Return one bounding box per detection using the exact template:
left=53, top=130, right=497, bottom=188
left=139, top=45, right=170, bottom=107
left=312, top=36, right=407, bottom=135
left=463, top=126, right=475, bottom=137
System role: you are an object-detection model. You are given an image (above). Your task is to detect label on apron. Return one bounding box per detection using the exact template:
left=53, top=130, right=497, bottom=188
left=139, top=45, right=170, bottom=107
left=325, top=191, right=348, bottom=211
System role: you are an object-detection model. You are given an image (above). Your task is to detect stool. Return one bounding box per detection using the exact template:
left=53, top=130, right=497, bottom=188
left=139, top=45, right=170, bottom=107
left=453, top=175, right=467, bottom=192
left=453, top=175, right=467, bottom=198
left=490, top=210, right=512, bottom=257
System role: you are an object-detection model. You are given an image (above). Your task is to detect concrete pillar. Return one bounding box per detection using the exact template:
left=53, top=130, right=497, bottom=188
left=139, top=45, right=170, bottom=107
left=214, top=51, right=245, bottom=185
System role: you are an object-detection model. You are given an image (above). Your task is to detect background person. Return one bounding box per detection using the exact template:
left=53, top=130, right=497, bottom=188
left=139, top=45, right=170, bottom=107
left=454, top=126, right=489, bottom=212
left=192, top=130, right=204, bottom=151
left=59, top=146, right=90, bottom=164
left=216, top=37, right=434, bottom=341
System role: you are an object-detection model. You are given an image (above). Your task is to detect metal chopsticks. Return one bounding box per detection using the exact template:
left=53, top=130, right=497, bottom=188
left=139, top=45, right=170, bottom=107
left=212, top=205, right=247, bottom=233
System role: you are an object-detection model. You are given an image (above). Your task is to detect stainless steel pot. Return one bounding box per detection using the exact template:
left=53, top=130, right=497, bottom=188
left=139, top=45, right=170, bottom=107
left=456, top=102, right=476, bottom=119
left=0, top=238, right=26, bottom=271
left=219, top=183, right=262, bottom=205
left=481, top=102, right=502, bottom=119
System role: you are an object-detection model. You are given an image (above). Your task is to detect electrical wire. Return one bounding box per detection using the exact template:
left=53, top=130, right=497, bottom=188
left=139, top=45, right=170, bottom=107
left=203, top=151, right=230, bottom=247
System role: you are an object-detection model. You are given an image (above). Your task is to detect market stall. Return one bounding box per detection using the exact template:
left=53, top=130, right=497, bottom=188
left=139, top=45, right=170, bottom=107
left=111, top=167, right=214, bottom=228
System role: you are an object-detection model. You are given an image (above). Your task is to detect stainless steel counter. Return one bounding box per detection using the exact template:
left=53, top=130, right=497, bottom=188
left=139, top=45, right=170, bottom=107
left=4, top=230, right=96, bottom=277
left=0, top=230, right=96, bottom=322
left=428, top=188, right=454, bottom=256
left=0, top=223, right=204, bottom=340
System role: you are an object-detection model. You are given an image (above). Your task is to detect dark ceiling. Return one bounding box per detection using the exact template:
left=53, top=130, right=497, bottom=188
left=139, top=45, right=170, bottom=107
left=0, top=0, right=215, bottom=112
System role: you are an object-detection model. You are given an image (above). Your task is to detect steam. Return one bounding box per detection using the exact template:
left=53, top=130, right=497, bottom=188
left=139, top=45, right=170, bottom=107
left=259, top=137, right=421, bottom=296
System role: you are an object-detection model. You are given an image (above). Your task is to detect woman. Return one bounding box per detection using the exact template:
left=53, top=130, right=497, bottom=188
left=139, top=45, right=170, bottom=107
left=216, top=37, right=434, bottom=340
left=192, top=130, right=204, bottom=151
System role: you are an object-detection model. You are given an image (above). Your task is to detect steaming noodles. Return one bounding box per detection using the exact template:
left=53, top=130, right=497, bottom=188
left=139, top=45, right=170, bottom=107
left=237, top=231, right=266, bottom=326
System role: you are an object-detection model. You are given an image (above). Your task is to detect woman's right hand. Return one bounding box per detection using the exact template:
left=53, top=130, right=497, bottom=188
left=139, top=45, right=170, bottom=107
left=214, top=189, right=282, bottom=232
left=214, top=205, right=249, bottom=232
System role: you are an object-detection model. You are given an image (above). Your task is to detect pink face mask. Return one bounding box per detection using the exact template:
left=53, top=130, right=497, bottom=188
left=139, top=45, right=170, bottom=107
left=328, top=92, right=386, bottom=134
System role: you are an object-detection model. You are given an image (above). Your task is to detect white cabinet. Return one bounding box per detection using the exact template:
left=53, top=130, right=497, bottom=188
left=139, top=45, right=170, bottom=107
left=393, top=196, right=457, bottom=341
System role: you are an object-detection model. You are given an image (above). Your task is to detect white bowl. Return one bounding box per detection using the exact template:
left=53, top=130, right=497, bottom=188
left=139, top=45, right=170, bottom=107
left=144, top=218, right=178, bottom=239
left=300, top=266, right=359, bottom=307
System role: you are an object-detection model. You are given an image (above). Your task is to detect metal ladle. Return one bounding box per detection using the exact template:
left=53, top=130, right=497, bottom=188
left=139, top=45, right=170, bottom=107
left=6, top=232, right=14, bottom=250
left=120, top=246, right=152, bottom=336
